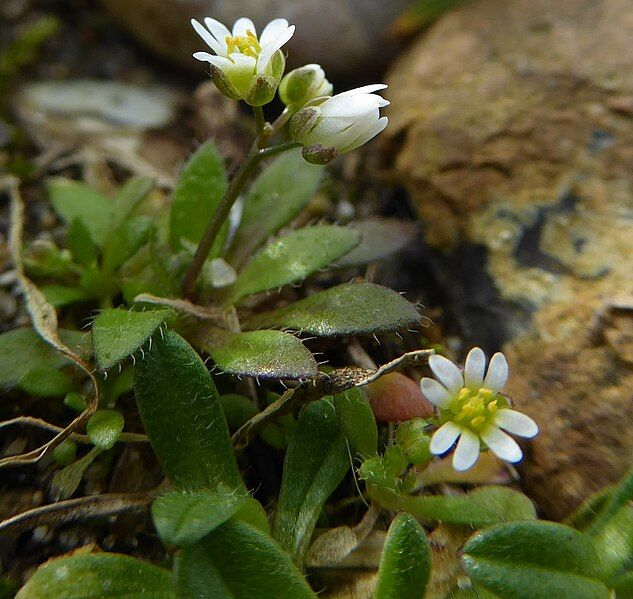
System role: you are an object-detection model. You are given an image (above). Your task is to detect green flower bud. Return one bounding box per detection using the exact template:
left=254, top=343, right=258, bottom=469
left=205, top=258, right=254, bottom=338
left=396, top=418, right=433, bottom=466
left=279, top=64, right=333, bottom=110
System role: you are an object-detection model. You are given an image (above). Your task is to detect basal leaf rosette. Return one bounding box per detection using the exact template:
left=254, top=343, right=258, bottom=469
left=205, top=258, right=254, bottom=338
left=421, top=347, right=539, bottom=471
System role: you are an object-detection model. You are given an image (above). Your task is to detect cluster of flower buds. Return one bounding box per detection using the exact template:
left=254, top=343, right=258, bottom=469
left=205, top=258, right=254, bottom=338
left=192, top=17, right=388, bottom=164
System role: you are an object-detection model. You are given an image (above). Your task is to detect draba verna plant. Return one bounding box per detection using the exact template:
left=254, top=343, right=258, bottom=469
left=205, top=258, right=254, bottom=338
left=2, top=14, right=631, bottom=599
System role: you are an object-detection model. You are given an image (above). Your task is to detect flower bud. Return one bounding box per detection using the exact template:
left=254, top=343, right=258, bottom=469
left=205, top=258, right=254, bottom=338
left=279, top=64, right=333, bottom=110
left=396, top=418, right=433, bottom=466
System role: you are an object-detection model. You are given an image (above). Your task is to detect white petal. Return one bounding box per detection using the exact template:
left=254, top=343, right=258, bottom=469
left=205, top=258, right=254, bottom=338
left=452, top=429, right=480, bottom=471
left=321, top=93, right=389, bottom=118
left=342, top=116, right=388, bottom=153
left=481, top=425, right=523, bottom=463
left=430, top=422, right=462, bottom=454
left=483, top=352, right=509, bottom=392
left=337, top=84, right=388, bottom=97
left=204, top=17, right=231, bottom=45
left=232, top=17, right=256, bottom=37
left=428, top=355, right=463, bottom=394
left=494, top=409, right=538, bottom=438
left=464, top=347, right=486, bottom=389
left=259, top=18, right=290, bottom=46
left=191, top=19, right=225, bottom=55
left=420, top=377, right=452, bottom=408
left=258, top=25, right=295, bottom=72
left=193, top=53, right=233, bottom=69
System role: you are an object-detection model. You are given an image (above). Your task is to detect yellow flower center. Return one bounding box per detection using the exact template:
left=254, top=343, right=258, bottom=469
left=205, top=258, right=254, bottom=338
left=225, top=30, right=261, bottom=58
left=449, top=387, right=501, bottom=432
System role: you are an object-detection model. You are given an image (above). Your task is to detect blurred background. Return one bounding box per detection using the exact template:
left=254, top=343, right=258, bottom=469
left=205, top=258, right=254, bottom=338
left=1, top=0, right=631, bottom=549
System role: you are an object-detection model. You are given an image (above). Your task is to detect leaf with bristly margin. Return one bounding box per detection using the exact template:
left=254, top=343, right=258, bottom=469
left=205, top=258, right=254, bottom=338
left=226, top=149, right=323, bottom=268
left=67, top=217, right=98, bottom=267
left=374, top=513, right=431, bottom=599
left=332, top=388, right=377, bottom=457
left=337, top=218, right=417, bottom=267
left=102, top=216, right=153, bottom=273
left=0, top=328, right=90, bottom=388
left=175, top=519, right=316, bottom=599
left=221, top=226, right=361, bottom=304
left=134, top=329, right=243, bottom=492
left=92, top=308, right=172, bottom=370
left=17, top=367, right=74, bottom=397
left=170, top=142, right=228, bottom=255
left=41, top=284, right=92, bottom=307
left=461, top=521, right=611, bottom=598
left=50, top=446, right=102, bottom=500
left=273, top=399, right=350, bottom=569
left=245, top=282, right=420, bottom=336
left=369, top=485, right=536, bottom=528
left=112, top=176, right=154, bottom=226
left=201, top=328, right=317, bottom=380
left=152, top=487, right=246, bottom=546
left=15, top=552, right=174, bottom=599
left=87, top=409, right=124, bottom=450
left=48, top=177, right=114, bottom=247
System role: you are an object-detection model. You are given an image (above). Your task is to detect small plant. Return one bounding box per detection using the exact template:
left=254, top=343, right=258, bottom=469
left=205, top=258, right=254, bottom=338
left=1, top=14, right=630, bottom=599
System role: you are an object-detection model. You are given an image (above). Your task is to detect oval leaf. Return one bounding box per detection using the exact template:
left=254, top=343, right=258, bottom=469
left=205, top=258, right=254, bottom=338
left=332, top=388, right=378, bottom=457
left=87, top=409, right=124, bottom=450
left=374, top=513, right=431, bottom=599
left=226, top=149, right=323, bottom=268
left=134, top=329, right=243, bottom=492
left=245, top=282, right=420, bottom=336
left=201, top=328, right=318, bottom=380
left=273, top=399, right=350, bottom=569
left=92, top=308, right=172, bottom=371
left=462, top=521, right=611, bottom=598
left=152, top=488, right=246, bottom=546
left=222, top=226, right=361, bottom=304
left=175, top=519, right=315, bottom=599
left=170, top=141, right=228, bottom=254
left=16, top=553, right=174, bottom=598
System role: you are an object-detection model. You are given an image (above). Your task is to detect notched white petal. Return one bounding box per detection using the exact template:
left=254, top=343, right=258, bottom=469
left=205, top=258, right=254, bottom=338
left=495, top=409, right=538, bottom=438
left=452, top=429, right=480, bottom=471
left=464, top=347, right=486, bottom=389
left=232, top=17, right=257, bottom=37
left=420, top=377, right=452, bottom=408
left=481, top=425, right=522, bottom=463
left=428, top=354, right=463, bottom=393
left=483, top=352, right=509, bottom=392
left=430, top=422, right=462, bottom=455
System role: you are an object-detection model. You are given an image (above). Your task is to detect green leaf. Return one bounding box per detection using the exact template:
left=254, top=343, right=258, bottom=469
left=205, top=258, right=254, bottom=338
left=245, top=282, right=420, bottom=336
left=16, top=552, right=174, bottom=598
left=273, top=399, right=350, bottom=569
left=235, top=497, right=270, bottom=534
left=67, top=217, right=98, bottom=267
left=221, top=226, right=360, bottom=304
left=17, top=367, right=74, bottom=396
left=591, top=505, right=633, bottom=582
left=201, top=328, right=318, bottom=380
left=41, top=284, right=91, bottom=307
left=48, top=177, right=114, bottom=247
left=336, top=218, right=417, bottom=267
left=369, top=485, right=536, bottom=527
left=374, top=513, right=431, bottom=599
left=331, top=388, right=377, bottom=457
left=462, top=521, right=611, bottom=599
left=50, top=446, right=102, bottom=500
left=134, top=329, right=243, bottom=492
left=170, top=142, right=227, bottom=255
left=0, top=328, right=90, bottom=388
left=613, top=571, right=633, bottom=597
left=92, top=308, right=172, bottom=370
left=226, top=149, right=323, bottom=268
left=102, top=216, right=153, bottom=273
left=175, top=519, right=316, bottom=599
left=112, top=176, right=154, bottom=226
left=586, top=467, right=633, bottom=536
left=87, top=409, right=124, bottom=450
left=152, top=487, right=246, bottom=546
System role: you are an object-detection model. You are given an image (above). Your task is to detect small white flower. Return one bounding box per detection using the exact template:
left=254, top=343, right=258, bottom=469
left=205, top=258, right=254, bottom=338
left=192, top=17, right=295, bottom=105
left=289, top=84, right=389, bottom=164
left=421, top=347, right=538, bottom=472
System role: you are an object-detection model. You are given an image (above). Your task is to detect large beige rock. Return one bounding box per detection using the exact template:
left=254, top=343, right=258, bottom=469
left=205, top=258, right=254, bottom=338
left=385, top=0, right=633, bottom=518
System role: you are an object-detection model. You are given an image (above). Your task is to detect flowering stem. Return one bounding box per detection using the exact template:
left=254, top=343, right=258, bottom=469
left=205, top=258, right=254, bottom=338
left=253, top=106, right=266, bottom=134
left=182, top=139, right=301, bottom=300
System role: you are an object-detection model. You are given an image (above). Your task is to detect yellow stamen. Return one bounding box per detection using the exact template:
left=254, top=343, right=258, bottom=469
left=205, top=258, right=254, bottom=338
left=225, top=30, right=261, bottom=58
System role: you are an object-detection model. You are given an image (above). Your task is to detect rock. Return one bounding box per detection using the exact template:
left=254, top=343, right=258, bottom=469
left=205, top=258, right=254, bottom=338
left=385, top=0, right=633, bottom=518
left=101, top=0, right=410, bottom=79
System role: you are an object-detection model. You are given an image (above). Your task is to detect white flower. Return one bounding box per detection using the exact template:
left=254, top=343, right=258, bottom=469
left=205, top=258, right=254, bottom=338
left=421, top=347, right=538, bottom=472
left=192, top=17, right=295, bottom=105
left=289, top=84, right=389, bottom=164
